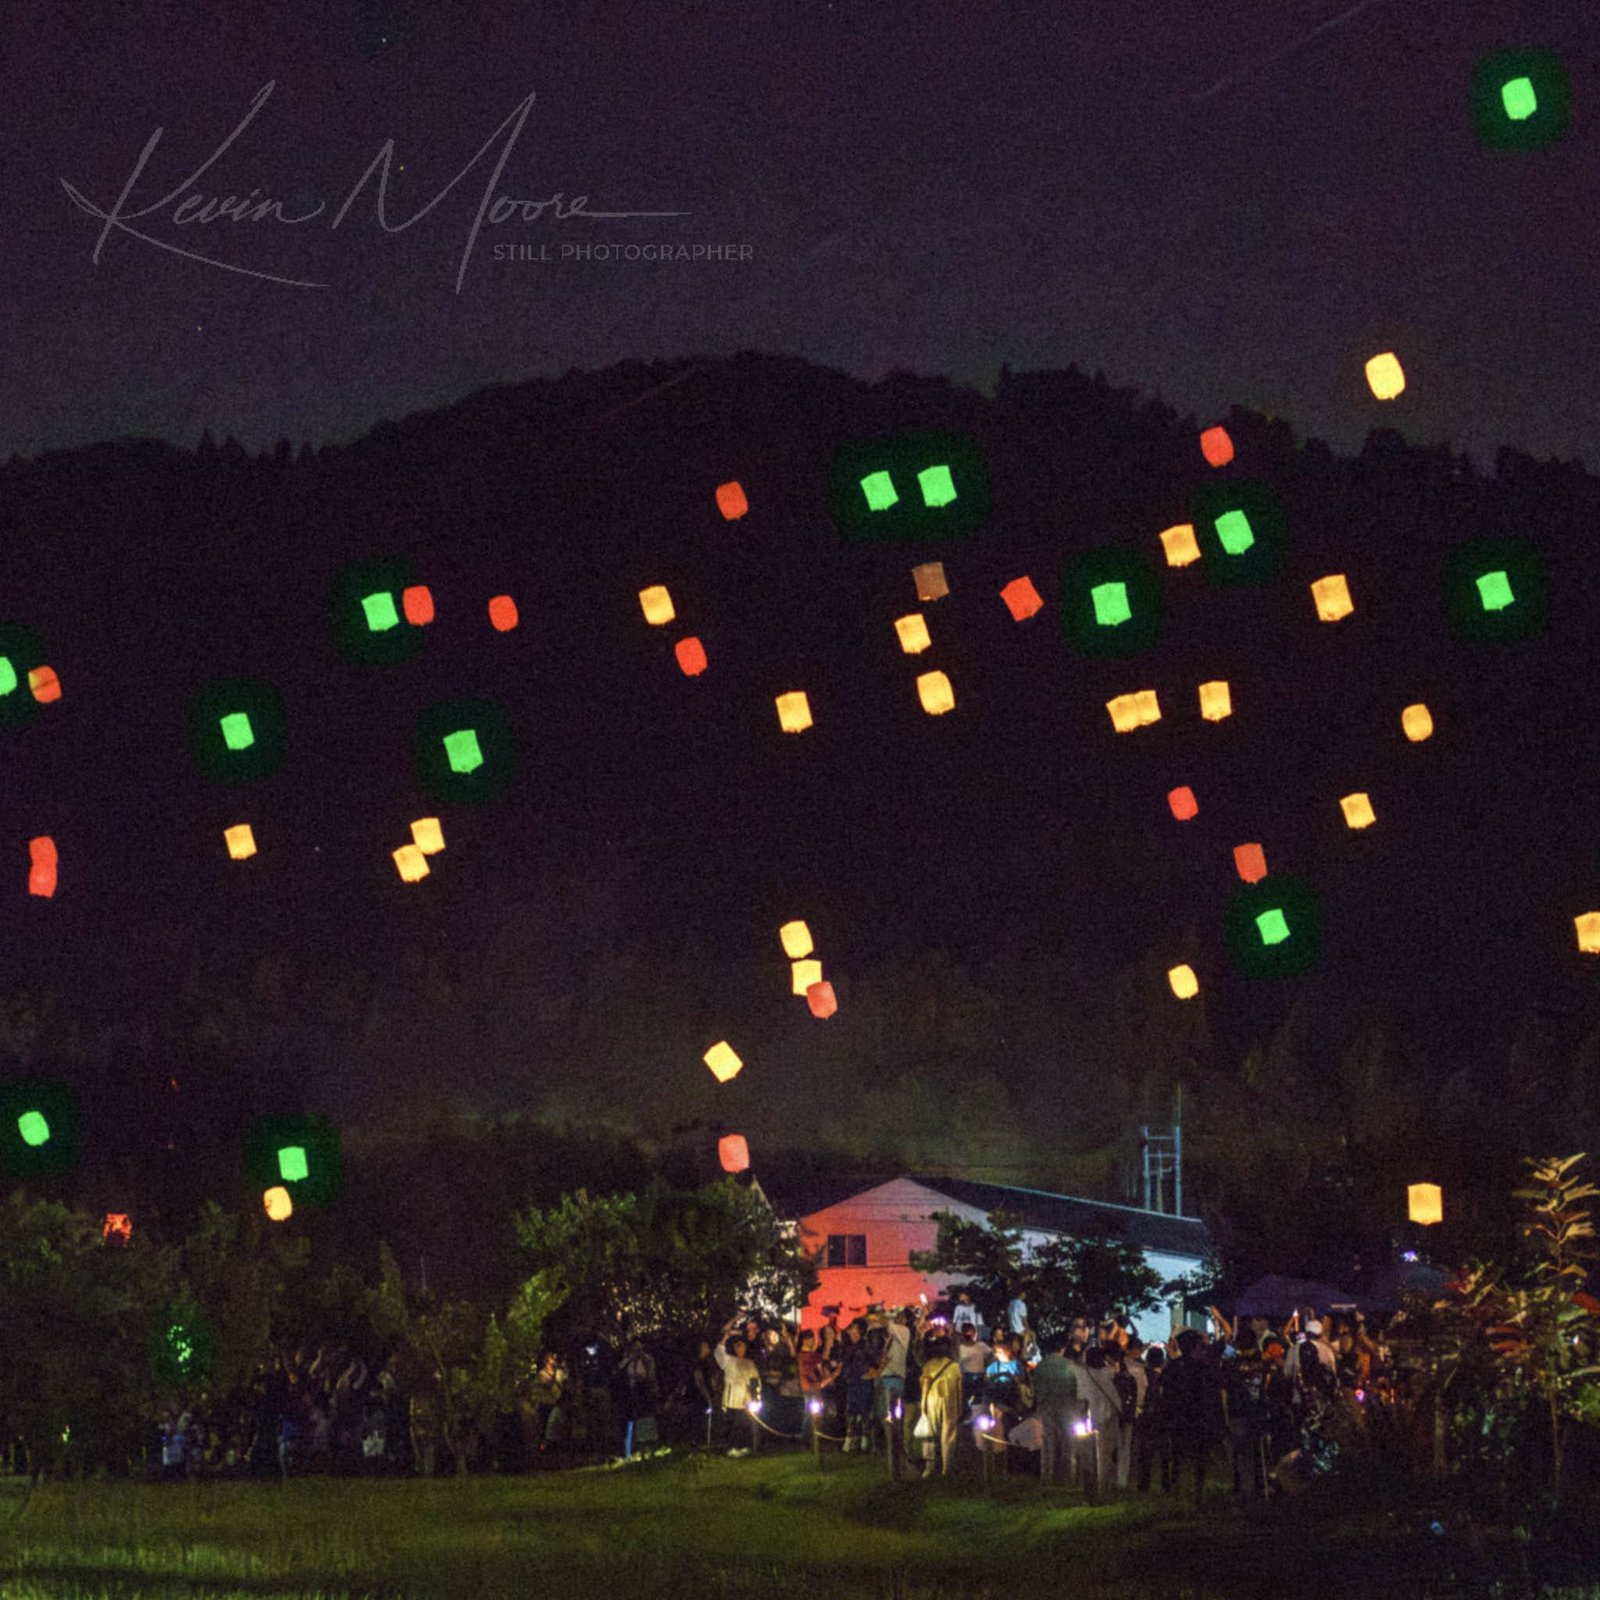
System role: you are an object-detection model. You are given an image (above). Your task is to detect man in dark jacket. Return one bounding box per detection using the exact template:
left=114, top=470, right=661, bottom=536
left=1159, top=1329, right=1225, bottom=1508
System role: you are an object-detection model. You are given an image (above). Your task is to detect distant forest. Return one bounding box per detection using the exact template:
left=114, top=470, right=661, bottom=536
left=4, top=351, right=1600, bottom=1293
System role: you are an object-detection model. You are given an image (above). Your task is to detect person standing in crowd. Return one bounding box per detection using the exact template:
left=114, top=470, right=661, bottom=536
left=1079, top=1346, right=1123, bottom=1497
left=1111, top=1340, right=1145, bottom=1489
left=618, top=1339, right=659, bottom=1460
left=1223, top=1340, right=1271, bottom=1496
left=871, top=1308, right=913, bottom=1472
left=1161, top=1328, right=1225, bottom=1509
left=839, top=1319, right=877, bottom=1453
left=1030, top=1336, right=1083, bottom=1486
left=1007, top=1287, right=1029, bottom=1339
left=956, top=1325, right=991, bottom=1410
left=1259, top=1335, right=1297, bottom=1487
left=713, top=1317, right=762, bottom=1456
left=951, top=1290, right=981, bottom=1340
left=916, top=1330, right=963, bottom=1478
left=692, top=1338, right=722, bottom=1446
left=797, top=1327, right=837, bottom=1438
left=1134, top=1341, right=1171, bottom=1493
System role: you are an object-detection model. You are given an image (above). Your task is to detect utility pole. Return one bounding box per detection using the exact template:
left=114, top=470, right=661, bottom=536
left=1174, top=1082, right=1183, bottom=1219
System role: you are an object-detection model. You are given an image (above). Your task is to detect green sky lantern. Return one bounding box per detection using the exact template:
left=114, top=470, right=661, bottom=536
left=362, top=591, right=401, bottom=632
left=1226, top=876, right=1321, bottom=977
left=1091, top=581, right=1132, bottom=628
left=1501, top=76, right=1537, bottom=121
left=918, top=463, right=957, bottom=507
left=17, top=1110, right=49, bottom=1147
left=219, top=711, right=255, bottom=751
left=860, top=470, right=898, bottom=511
left=278, top=1144, right=309, bottom=1183
left=0, top=658, right=15, bottom=697
left=1476, top=570, right=1514, bottom=612
left=444, top=728, right=484, bottom=774
left=245, top=1113, right=343, bottom=1209
left=1215, top=509, right=1255, bottom=555
left=1256, top=908, right=1290, bottom=946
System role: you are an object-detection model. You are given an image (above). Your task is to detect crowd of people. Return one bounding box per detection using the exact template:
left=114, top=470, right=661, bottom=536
left=130, top=1292, right=1418, bottom=1496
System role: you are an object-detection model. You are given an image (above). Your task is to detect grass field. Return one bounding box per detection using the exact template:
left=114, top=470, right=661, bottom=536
left=0, top=1449, right=1589, bottom=1600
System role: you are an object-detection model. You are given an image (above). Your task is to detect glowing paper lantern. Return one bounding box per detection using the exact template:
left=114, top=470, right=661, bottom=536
left=1168, top=964, right=1199, bottom=1000
left=1000, top=576, right=1044, bottom=621
left=912, top=563, right=949, bottom=602
left=1476, top=570, right=1513, bottom=612
left=393, top=844, right=430, bottom=883
left=1234, top=843, right=1267, bottom=884
left=716, top=481, right=749, bottom=520
left=28, top=836, right=56, bottom=897
left=675, top=636, right=708, bottom=676
left=704, top=1041, right=743, bottom=1083
left=17, top=1110, right=49, bottom=1146
left=1501, top=77, right=1536, bottom=120
left=1198, top=681, right=1233, bottom=722
left=1340, top=792, right=1376, bottom=829
left=278, top=1145, right=310, bottom=1183
left=1574, top=912, right=1600, bottom=954
left=791, top=958, right=823, bottom=997
left=895, top=614, right=932, bottom=654
left=1255, top=907, right=1290, bottom=945
left=1214, top=510, right=1254, bottom=554
left=219, top=712, right=255, bottom=751
left=28, top=666, right=61, bottom=703
left=263, top=1186, right=294, bottom=1222
left=1311, top=574, right=1354, bottom=622
left=410, top=817, right=445, bottom=855
left=806, top=980, right=837, bottom=1018
left=1407, top=1183, right=1443, bottom=1226
left=779, top=920, right=814, bottom=959
left=1402, top=703, right=1434, bottom=742
left=1168, top=786, right=1198, bottom=821
left=1160, top=524, right=1201, bottom=568
left=0, top=658, right=14, bottom=697
left=775, top=692, right=813, bottom=733
left=861, top=470, right=898, bottom=511
left=1200, top=426, right=1234, bottom=467
left=488, top=595, right=519, bottom=632
left=443, top=729, right=483, bottom=774
left=719, top=1134, right=751, bottom=1173
left=639, top=586, right=675, bottom=625
left=916, top=670, right=955, bottom=716
left=918, top=463, right=957, bottom=507
left=361, top=592, right=400, bottom=632
left=1091, top=582, right=1132, bottom=628
left=1106, top=690, right=1161, bottom=733
left=224, top=824, right=257, bottom=861
left=1365, top=352, right=1405, bottom=400
left=402, top=586, right=435, bottom=625
left=102, top=1212, right=132, bottom=1241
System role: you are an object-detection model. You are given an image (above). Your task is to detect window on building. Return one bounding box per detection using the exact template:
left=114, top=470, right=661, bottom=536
left=826, top=1234, right=867, bottom=1267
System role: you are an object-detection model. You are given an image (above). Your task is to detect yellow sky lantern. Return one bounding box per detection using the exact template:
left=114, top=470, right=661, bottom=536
left=917, top=670, right=955, bottom=716
left=1366, top=352, right=1406, bottom=401
left=393, top=843, right=430, bottom=883
left=704, top=1041, right=743, bottom=1083
left=912, top=562, right=949, bottom=602
left=639, top=586, right=675, bottom=626
left=1575, top=913, right=1600, bottom=954
left=1198, top=681, right=1232, bottom=721
left=1407, top=1182, right=1442, bottom=1226
left=1402, top=703, right=1433, bottom=742
left=895, top=614, right=932, bottom=654
left=411, top=818, right=445, bottom=855
left=1160, top=524, right=1200, bottom=567
left=263, top=1186, right=294, bottom=1222
left=780, top=920, right=814, bottom=959
left=1311, top=574, right=1354, bottom=622
left=791, top=957, right=823, bottom=996
left=1106, top=690, right=1161, bottom=733
left=776, top=691, right=813, bottom=733
left=1340, top=792, right=1376, bottom=829
left=224, top=824, right=257, bottom=861
left=1168, top=964, right=1199, bottom=1000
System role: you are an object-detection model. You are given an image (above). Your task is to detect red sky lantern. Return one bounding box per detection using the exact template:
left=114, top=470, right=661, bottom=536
left=1168, top=786, right=1199, bottom=821
left=402, top=586, right=435, bottom=625
left=806, top=980, right=838, bottom=1019
left=1200, top=425, right=1234, bottom=467
left=28, top=666, right=61, bottom=703
left=716, top=481, right=749, bottom=520
left=1233, top=842, right=1267, bottom=883
left=28, top=836, right=57, bottom=897
left=488, top=595, right=519, bottom=632
left=719, top=1133, right=750, bottom=1172
left=999, top=576, right=1044, bottom=621
left=102, top=1212, right=132, bottom=1242
left=675, top=636, right=708, bottom=676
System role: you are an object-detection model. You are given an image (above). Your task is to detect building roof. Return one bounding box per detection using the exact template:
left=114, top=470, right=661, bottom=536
left=904, top=1174, right=1210, bottom=1260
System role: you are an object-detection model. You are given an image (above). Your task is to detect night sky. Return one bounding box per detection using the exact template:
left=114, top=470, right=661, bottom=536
left=3, top=0, right=1597, bottom=468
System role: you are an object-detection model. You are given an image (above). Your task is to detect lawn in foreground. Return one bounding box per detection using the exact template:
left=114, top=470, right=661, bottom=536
left=0, top=1450, right=1556, bottom=1600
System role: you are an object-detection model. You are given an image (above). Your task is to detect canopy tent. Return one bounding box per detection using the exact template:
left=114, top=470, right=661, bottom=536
left=1232, top=1274, right=1362, bottom=1318
left=1357, top=1257, right=1451, bottom=1313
